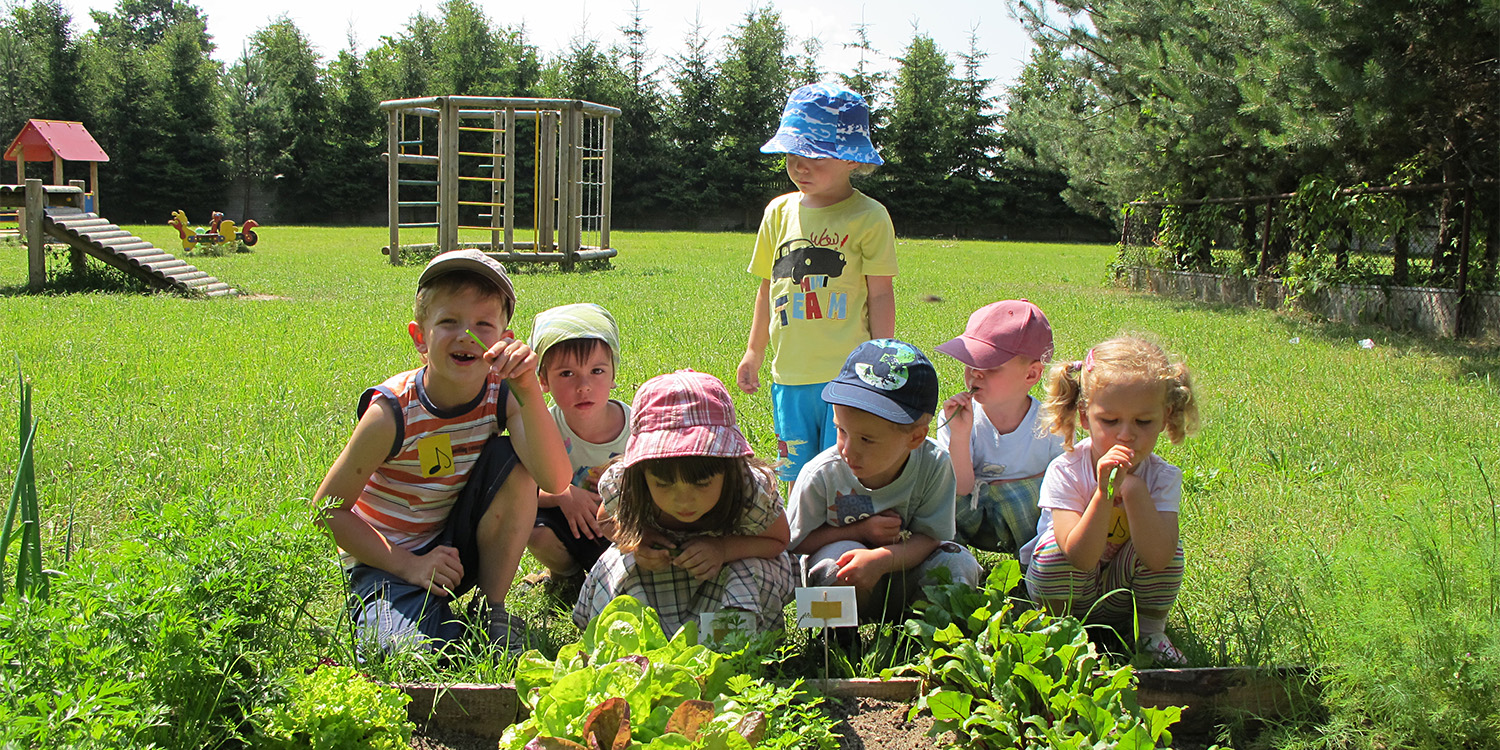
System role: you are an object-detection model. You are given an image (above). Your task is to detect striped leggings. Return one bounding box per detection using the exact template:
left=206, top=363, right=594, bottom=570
left=1023, top=529, right=1184, bottom=625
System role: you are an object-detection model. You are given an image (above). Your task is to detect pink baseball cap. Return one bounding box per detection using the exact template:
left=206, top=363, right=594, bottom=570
left=935, top=300, right=1054, bottom=368
left=622, top=370, right=752, bottom=467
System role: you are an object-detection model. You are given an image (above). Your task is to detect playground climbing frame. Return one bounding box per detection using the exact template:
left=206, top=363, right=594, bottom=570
left=380, top=96, right=620, bottom=270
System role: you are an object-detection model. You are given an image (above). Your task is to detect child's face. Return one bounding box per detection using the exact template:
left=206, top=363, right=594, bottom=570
left=408, top=286, right=510, bottom=391
left=833, top=404, right=928, bottom=490
left=540, top=344, right=616, bottom=424
left=648, top=469, right=725, bottom=524
left=785, top=155, right=858, bottom=204
left=1081, top=379, right=1169, bottom=470
left=963, top=355, right=1044, bottom=405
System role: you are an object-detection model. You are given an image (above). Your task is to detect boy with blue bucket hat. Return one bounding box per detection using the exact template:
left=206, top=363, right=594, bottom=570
left=736, top=82, right=898, bottom=485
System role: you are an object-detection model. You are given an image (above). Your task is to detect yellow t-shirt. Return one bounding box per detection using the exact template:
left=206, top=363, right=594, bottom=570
left=747, top=190, right=898, bottom=385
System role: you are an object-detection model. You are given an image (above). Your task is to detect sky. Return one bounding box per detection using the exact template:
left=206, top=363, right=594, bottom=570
left=56, top=0, right=1036, bottom=94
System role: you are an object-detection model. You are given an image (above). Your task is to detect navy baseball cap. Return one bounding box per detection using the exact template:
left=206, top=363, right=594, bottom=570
left=822, top=339, right=939, bottom=424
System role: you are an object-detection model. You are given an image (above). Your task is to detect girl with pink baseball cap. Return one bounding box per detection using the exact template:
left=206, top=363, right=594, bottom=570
left=572, top=370, right=796, bottom=636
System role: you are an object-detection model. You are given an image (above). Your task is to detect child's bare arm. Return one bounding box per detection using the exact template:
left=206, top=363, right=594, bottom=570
left=736, top=279, right=772, bottom=394
left=313, top=399, right=464, bottom=596
left=675, top=514, right=790, bottom=581
left=489, top=335, right=571, bottom=495
left=791, top=510, right=902, bottom=554
left=865, top=275, right=895, bottom=339
left=1120, top=482, right=1179, bottom=571
left=831, top=533, right=941, bottom=590
left=942, top=391, right=977, bottom=493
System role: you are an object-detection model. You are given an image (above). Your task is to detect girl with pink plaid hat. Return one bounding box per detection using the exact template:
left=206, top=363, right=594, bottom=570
left=572, top=370, right=797, bottom=635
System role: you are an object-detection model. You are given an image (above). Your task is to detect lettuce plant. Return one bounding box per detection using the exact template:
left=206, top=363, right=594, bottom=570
left=503, top=597, right=836, bottom=750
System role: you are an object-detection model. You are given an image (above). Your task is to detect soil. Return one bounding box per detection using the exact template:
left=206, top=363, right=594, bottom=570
left=408, top=697, right=946, bottom=750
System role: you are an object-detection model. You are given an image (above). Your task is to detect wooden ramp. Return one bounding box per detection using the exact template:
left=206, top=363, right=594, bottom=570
left=41, top=206, right=237, bottom=297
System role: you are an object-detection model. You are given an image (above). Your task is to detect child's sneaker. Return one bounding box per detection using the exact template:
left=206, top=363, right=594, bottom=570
left=482, top=603, right=529, bottom=656
left=1137, top=632, right=1187, bottom=666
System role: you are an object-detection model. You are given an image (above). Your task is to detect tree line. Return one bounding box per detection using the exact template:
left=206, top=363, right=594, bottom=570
left=0, top=0, right=1104, bottom=238
left=1003, top=0, right=1498, bottom=220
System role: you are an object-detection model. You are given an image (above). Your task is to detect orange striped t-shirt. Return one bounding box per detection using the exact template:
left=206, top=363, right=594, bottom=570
left=340, top=366, right=507, bottom=569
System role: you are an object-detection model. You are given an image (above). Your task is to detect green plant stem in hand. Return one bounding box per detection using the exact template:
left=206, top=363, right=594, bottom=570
left=1108, top=465, right=1122, bottom=501
left=468, top=328, right=524, bottom=406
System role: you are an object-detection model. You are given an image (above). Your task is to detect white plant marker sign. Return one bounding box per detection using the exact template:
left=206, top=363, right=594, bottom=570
left=698, top=611, right=751, bottom=645
left=794, top=586, right=858, bottom=628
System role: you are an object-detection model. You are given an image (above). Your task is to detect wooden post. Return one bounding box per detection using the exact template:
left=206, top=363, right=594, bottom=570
left=559, top=105, right=579, bottom=271
left=491, top=110, right=503, bottom=251
left=89, top=161, right=100, bottom=215
left=25, top=179, right=44, bottom=291
left=600, top=114, right=613, bottom=254
left=439, top=98, right=461, bottom=253
left=51, top=156, right=62, bottom=186
left=503, top=107, right=515, bottom=253
left=67, top=180, right=86, bottom=275
left=1256, top=198, right=1275, bottom=279
left=387, top=110, right=401, bottom=265
left=14, top=156, right=23, bottom=240
left=538, top=111, right=557, bottom=252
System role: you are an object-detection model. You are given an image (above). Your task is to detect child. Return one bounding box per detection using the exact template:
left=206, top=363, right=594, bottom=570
left=1023, top=336, right=1200, bottom=664
left=314, top=249, right=572, bottom=656
left=935, top=300, right=1065, bottom=558
left=573, top=370, right=796, bottom=636
left=736, top=82, right=897, bottom=483
left=525, top=303, right=628, bottom=595
left=787, top=339, right=981, bottom=620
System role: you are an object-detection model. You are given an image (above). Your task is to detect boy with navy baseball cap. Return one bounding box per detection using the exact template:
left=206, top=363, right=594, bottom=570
left=785, top=339, right=981, bottom=621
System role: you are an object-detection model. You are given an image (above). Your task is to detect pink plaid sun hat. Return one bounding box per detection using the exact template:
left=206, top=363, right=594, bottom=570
left=622, top=370, right=752, bottom=467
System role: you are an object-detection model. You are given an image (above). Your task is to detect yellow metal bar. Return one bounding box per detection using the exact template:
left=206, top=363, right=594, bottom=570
left=458, top=126, right=506, bottom=133
left=458, top=150, right=504, bottom=157
left=458, top=201, right=505, bottom=207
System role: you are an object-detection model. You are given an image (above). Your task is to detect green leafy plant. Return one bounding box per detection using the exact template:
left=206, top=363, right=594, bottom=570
left=254, top=665, right=411, bottom=749
left=503, top=596, right=837, bottom=750
left=891, top=563, right=1184, bottom=749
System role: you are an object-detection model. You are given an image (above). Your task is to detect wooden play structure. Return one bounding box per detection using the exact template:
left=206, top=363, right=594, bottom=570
left=379, top=96, right=620, bottom=270
left=2, top=120, right=236, bottom=296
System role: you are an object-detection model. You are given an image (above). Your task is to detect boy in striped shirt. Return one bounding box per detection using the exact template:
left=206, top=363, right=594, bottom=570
left=315, top=249, right=571, bottom=657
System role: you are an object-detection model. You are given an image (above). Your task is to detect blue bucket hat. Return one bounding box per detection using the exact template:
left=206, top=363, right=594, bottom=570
left=760, top=83, right=883, bottom=166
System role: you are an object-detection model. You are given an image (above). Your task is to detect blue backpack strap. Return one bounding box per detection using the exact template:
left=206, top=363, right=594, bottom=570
left=357, top=385, right=405, bottom=460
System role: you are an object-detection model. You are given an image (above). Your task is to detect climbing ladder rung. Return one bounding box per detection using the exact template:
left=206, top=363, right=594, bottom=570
left=56, top=218, right=110, bottom=229
left=119, top=247, right=165, bottom=259
left=457, top=151, right=504, bottom=157
left=399, top=201, right=440, bottom=207
left=398, top=179, right=439, bottom=186
left=128, top=253, right=174, bottom=266
left=458, top=126, right=505, bottom=133
left=166, top=271, right=209, bottom=283
left=398, top=139, right=425, bottom=145
left=458, top=201, right=503, bottom=208
left=399, top=222, right=440, bottom=228
left=458, top=176, right=504, bottom=183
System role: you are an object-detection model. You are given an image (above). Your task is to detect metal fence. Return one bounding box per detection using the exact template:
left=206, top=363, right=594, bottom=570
left=1120, top=182, right=1499, bottom=338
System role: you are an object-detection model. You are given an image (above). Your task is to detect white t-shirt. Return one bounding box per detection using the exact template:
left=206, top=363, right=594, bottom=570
left=1020, top=436, right=1182, bottom=566
left=935, top=396, right=1065, bottom=497
left=787, top=439, right=957, bottom=551
left=552, top=399, right=630, bottom=493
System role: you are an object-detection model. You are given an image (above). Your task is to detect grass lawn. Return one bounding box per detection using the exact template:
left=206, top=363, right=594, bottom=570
left=1, top=226, right=1497, bottom=747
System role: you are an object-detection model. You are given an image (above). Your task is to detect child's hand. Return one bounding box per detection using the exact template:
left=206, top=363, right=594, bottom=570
left=482, top=332, right=540, bottom=384
left=735, top=352, right=762, bottom=394
left=403, top=544, right=463, bottom=597
left=1094, top=445, right=1137, bottom=500
left=630, top=529, right=675, bottom=571
left=940, top=391, right=975, bottom=434
left=857, top=509, right=904, bottom=547
left=558, top=486, right=603, bottom=540
left=673, top=538, right=725, bottom=581
left=834, top=547, right=891, bottom=591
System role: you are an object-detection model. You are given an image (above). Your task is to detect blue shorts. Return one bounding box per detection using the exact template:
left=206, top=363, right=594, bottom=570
left=771, top=382, right=837, bottom=482
left=345, top=434, right=522, bottom=655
